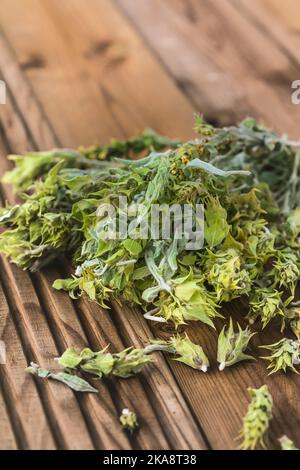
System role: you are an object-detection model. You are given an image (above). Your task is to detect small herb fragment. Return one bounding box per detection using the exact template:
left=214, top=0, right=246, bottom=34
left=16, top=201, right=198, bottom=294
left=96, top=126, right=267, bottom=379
left=58, top=346, right=153, bottom=379
left=59, top=346, right=114, bottom=377
left=260, top=339, right=300, bottom=374
left=279, top=435, right=298, bottom=450
left=217, top=318, right=256, bottom=370
left=146, top=334, right=209, bottom=372
left=27, top=345, right=155, bottom=393
left=120, top=408, right=138, bottom=434
left=239, top=385, right=273, bottom=450
left=26, top=362, right=98, bottom=393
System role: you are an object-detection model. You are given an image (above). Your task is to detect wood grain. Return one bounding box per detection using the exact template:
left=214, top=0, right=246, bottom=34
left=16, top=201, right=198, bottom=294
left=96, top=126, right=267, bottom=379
left=0, top=266, right=54, bottom=449
left=0, top=0, right=194, bottom=146
left=111, top=301, right=208, bottom=450
left=236, top=0, right=300, bottom=67
left=0, top=390, right=17, bottom=449
left=0, top=0, right=206, bottom=449
left=0, top=73, right=129, bottom=450
left=0, top=0, right=299, bottom=449
left=117, top=0, right=300, bottom=136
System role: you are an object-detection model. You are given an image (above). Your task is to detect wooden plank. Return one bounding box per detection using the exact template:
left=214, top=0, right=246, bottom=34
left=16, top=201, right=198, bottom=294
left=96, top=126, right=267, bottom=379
left=0, top=256, right=97, bottom=450
left=0, top=0, right=194, bottom=147
left=0, top=138, right=56, bottom=450
left=0, top=267, right=56, bottom=450
left=0, top=392, right=17, bottom=449
left=0, top=96, right=131, bottom=450
left=35, top=267, right=170, bottom=450
left=0, top=278, right=20, bottom=450
left=235, top=0, right=300, bottom=66
left=117, top=0, right=300, bottom=137
left=111, top=302, right=209, bottom=450
left=256, top=0, right=300, bottom=31
left=0, top=1, right=206, bottom=449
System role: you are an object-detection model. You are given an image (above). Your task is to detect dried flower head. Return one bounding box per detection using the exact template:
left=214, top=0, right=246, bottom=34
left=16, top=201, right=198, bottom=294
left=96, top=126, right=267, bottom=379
left=217, top=318, right=256, bottom=370
left=147, top=334, right=209, bottom=372
left=239, top=385, right=273, bottom=450
left=120, top=408, right=138, bottom=433
left=260, top=338, right=300, bottom=374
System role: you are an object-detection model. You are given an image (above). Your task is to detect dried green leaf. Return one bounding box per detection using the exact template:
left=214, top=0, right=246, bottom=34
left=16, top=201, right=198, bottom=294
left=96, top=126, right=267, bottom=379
left=112, top=347, right=153, bottom=378
left=204, top=197, right=230, bottom=248
left=26, top=362, right=98, bottom=393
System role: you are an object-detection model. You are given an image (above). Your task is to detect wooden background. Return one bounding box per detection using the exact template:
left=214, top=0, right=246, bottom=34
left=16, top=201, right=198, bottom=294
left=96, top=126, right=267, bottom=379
left=0, top=0, right=300, bottom=450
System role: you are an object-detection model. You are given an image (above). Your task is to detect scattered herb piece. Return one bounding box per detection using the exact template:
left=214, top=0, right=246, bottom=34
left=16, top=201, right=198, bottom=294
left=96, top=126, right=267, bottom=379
left=239, top=385, right=273, bottom=450
left=260, top=339, right=300, bottom=374
left=147, top=334, right=209, bottom=372
left=112, top=347, right=153, bottom=378
left=27, top=345, right=155, bottom=393
left=217, top=318, right=256, bottom=370
left=120, top=408, right=138, bottom=434
left=26, top=362, right=98, bottom=393
left=279, top=435, right=298, bottom=450
left=58, top=346, right=153, bottom=379
left=58, top=346, right=114, bottom=378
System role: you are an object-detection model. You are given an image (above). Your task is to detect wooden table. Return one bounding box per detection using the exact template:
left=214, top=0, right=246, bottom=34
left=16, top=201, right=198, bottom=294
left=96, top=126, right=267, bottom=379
left=0, top=0, right=299, bottom=450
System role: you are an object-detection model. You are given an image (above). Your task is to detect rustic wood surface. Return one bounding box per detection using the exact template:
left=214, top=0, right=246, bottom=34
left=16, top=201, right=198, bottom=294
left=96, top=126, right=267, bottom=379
left=0, top=0, right=299, bottom=450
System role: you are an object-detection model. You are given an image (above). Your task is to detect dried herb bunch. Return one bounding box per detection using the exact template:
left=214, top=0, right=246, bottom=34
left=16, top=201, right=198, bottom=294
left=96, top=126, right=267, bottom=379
left=1, top=117, right=300, bottom=372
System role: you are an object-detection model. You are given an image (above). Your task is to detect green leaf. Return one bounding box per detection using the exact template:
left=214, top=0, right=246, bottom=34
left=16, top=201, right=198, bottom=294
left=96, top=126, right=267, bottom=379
left=58, top=347, right=83, bottom=369
left=80, top=352, right=114, bottom=377
left=26, top=362, right=98, bottom=393
left=204, top=197, right=230, bottom=248
left=187, top=158, right=251, bottom=177
left=121, top=239, right=143, bottom=257
left=112, top=347, right=153, bottom=378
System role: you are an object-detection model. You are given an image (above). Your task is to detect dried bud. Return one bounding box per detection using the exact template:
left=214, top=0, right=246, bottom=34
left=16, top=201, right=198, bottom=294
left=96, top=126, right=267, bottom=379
left=120, top=408, right=138, bottom=433
left=260, top=338, right=300, bottom=374
left=147, top=334, right=209, bottom=372
left=112, top=347, right=153, bottom=378
left=239, top=385, right=273, bottom=450
left=217, top=318, right=256, bottom=370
